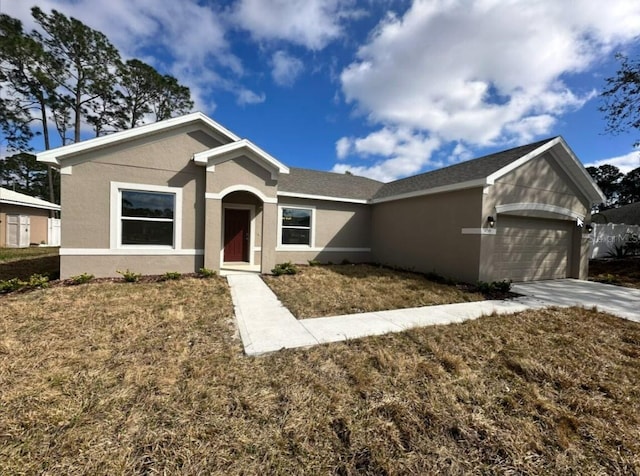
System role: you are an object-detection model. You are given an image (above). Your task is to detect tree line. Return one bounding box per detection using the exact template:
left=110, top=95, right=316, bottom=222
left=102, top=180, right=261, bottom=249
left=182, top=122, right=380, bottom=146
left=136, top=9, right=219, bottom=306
left=0, top=7, right=194, bottom=204
left=586, top=164, right=640, bottom=209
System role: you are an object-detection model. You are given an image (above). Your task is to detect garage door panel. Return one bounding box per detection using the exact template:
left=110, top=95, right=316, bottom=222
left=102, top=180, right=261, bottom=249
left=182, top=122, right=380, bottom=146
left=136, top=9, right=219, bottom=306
left=495, top=216, right=572, bottom=282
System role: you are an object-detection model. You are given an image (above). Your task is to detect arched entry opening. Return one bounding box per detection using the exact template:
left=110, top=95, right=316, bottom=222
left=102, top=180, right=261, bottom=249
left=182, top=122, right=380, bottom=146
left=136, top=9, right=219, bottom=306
left=221, top=190, right=264, bottom=272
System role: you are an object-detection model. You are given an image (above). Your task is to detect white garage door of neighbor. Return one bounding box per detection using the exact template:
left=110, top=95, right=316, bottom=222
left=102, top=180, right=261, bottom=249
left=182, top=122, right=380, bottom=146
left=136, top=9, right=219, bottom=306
left=495, top=215, right=573, bottom=282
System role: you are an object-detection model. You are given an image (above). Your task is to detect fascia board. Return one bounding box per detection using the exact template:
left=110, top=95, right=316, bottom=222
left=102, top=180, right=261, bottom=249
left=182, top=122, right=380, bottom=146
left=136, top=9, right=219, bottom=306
left=36, top=112, right=240, bottom=165
left=193, top=139, right=290, bottom=174
left=485, top=137, right=559, bottom=185
left=0, top=198, right=60, bottom=211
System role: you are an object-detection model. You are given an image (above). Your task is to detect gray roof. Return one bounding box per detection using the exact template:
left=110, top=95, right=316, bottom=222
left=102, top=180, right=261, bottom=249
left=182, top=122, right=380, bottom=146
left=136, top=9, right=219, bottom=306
left=278, top=137, right=555, bottom=202
left=373, top=137, right=555, bottom=200
left=592, top=202, right=640, bottom=225
left=279, top=167, right=384, bottom=200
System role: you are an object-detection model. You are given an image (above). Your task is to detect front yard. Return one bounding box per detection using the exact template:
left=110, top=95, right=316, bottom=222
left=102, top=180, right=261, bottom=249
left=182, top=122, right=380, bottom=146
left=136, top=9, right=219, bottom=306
left=263, top=264, right=486, bottom=318
left=1, top=276, right=639, bottom=474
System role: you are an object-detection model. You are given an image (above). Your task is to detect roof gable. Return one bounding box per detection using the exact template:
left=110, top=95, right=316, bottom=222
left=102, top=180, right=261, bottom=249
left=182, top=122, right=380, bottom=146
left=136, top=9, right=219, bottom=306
left=372, top=137, right=605, bottom=205
left=36, top=112, right=239, bottom=168
left=193, top=139, right=289, bottom=179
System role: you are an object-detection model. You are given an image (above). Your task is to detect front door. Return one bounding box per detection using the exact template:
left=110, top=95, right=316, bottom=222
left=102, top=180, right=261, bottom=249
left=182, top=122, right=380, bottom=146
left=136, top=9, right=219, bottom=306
left=224, top=209, right=250, bottom=262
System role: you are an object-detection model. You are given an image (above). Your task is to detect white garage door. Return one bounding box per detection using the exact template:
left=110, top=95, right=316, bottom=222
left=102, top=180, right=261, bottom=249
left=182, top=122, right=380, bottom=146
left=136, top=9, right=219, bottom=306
left=495, top=216, right=573, bottom=282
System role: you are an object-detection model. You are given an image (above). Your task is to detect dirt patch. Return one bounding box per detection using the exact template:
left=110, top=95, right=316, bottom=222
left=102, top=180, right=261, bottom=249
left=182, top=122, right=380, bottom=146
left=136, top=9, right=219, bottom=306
left=0, top=255, right=60, bottom=281
left=589, top=256, right=640, bottom=289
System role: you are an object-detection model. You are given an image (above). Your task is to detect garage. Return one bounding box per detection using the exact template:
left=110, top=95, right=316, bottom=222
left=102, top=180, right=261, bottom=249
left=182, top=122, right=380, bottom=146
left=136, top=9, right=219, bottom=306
left=494, top=215, right=574, bottom=282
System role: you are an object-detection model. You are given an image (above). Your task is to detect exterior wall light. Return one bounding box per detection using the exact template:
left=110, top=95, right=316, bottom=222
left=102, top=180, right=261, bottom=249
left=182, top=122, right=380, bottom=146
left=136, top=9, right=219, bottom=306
left=585, top=223, right=593, bottom=233
left=487, top=216, right=495, bottom=228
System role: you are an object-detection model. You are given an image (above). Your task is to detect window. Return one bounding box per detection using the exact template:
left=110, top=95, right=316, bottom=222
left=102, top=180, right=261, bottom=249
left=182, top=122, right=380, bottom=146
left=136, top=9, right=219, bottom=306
left=280, top=206, right=313, bottom=246
left=121, top=190, right=175, bottom=245
left=111, top=182, right=182, bottom=249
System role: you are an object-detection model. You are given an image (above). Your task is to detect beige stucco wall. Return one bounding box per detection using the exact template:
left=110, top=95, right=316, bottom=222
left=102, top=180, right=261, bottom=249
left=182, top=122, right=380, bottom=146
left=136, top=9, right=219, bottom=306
left=371, top=188, right=484, bottom=283
left=206, top=156, right=277, bottom=197
left=479, top=152, right=592, bottom=281
left=61, top=255, right=204, bottom=279
left=61, top=126, right=219, bottom=251
left=58, top=126, right=225, bottom=278
left=0, top=205, right=50, bottom=247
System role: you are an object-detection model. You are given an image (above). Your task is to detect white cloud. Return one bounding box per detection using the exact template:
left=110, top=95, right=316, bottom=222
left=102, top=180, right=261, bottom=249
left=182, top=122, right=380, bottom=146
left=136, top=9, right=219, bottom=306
left=332, top=127, right=440, bottom=181
left=271, top=51, right=304, bottom=86
left=231, top=0, right=361, bottom=50
left=586, top=150, right=640, bottom=174
left=337, top=0, right=640, bottom=179
left=237, top=89, right=266, bottom=106
left=3, top=0, right=242, bottom=113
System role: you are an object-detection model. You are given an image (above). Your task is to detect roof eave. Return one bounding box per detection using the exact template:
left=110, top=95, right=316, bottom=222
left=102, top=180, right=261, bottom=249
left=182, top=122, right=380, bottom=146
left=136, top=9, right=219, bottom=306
left=193, top=139, right=290, bottom=176
left=36, top=112, right=240, bottom=165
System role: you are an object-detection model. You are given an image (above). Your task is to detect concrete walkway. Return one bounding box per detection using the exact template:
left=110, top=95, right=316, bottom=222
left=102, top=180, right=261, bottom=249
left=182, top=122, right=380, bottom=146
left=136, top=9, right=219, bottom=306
left=225, top=274, right=640, bottom=356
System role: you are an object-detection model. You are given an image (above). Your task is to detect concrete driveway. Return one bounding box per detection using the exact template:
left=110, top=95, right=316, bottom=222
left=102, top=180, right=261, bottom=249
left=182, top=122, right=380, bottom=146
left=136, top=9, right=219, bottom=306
left=512, top=279, right=640, bottom=322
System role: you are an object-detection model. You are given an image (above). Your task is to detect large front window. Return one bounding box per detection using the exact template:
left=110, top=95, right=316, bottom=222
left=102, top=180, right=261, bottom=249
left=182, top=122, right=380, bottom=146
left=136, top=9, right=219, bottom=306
left=280, top=207, right=313, bottom=246
left=121, top=190, right=175, bottom=245
left=110, top=182, right=182, bottom=249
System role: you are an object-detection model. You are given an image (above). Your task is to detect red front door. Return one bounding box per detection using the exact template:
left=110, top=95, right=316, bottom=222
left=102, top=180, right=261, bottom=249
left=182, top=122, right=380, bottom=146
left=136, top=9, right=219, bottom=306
left=224, top=209, right=249, bottom=262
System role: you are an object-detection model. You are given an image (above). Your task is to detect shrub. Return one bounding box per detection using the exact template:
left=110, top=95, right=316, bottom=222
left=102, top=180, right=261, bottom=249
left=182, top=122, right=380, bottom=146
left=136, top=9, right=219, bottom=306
left=271, top=261, right=298, bottom=276
left=424, top=271, right=454, bottom=285
left=341, top=259, right=352, bottom=265
left=307, top=260, right=321, bottom=267
left=70, top=273, right=94, bottom=285
left=0, top=278, right=26, bottom=293
left=476, top=280, right=512, bottom=294
left=163, top=271, right=182, bottom=281
left=198, top=267, right=217, bottom=278
left=28, top=274, right=50, bottom=289
left=594, top=273, right=619, bottom=285
left=117, top=269, right=141, bottom=283
left=606, top=243, right=628, bottom=259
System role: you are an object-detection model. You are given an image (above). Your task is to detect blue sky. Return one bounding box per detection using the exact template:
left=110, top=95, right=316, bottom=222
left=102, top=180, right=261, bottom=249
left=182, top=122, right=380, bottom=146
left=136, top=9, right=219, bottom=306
left=4, top=0, right=640, bottom=181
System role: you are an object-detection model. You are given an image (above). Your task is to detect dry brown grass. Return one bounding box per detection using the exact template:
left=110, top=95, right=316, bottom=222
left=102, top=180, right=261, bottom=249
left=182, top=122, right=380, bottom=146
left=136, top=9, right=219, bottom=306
left=2, top=277, right=639, bottom=474
left=590, top=257, right=640, bottom=289
left=263, top=264, right=485, bottom=318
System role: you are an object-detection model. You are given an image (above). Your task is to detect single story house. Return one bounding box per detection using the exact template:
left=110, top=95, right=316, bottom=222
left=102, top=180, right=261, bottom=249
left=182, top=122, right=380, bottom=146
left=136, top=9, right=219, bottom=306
left=36, top=112, right=604, bottom=282
left=0, top=187, right=60, bottom=248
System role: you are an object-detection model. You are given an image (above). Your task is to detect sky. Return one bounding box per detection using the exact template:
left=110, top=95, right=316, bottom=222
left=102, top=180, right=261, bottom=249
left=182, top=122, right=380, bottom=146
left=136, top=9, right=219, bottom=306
left=3, top=0, right=640, bottom=182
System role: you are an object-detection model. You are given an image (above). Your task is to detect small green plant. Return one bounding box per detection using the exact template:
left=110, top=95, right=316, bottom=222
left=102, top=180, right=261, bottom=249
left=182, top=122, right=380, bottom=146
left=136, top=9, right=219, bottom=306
left=606, top=243, right=628, bottom=259
left=163, top=271, right=182, bottom=281
left=0, top=277, right=26, bottom=293
left=70, top=273, right=94, bottom=285
left=117, top=269, right=141, bottom=282
left=476, top=279, right=512, bottom=294
left=341, top=259, right=352, bottom=265
left=28, top=274, right=50, bottom=289
left=307, top=259, right=321, bottom=266
left=594, top=273, right=619, bottom=285
left=271, top=261, right=298, bottom=276
left=198, top=267, right=217, bottom=278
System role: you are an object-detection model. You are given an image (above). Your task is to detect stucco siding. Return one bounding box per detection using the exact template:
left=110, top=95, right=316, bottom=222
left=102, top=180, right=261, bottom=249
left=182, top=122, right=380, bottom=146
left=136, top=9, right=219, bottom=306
left=371, top=189, right=484, bottom=283
left=275, top=250, right=372, bottom=264
left=60, top=128, right=213, bottom=250
left=277, top=197, right=372, bottom=249
left=206, top=156, right=277, bottom=198
left=60, top=254, right=203, bottom=279
left=486, top=152, right=588, bottom=218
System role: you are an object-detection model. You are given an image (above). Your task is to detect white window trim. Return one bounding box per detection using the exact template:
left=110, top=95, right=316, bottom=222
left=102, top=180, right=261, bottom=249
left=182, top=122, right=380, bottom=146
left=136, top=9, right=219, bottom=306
left=110, top=181, right=182, bottom=251
left=220, top=203, right=256, bottom=266
left=277, top=204, right=316, bottom=249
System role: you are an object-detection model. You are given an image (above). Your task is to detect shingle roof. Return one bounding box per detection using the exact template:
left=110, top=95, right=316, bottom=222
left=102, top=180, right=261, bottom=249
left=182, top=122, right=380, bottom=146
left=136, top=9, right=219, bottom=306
left=0, top=187, right=60, bottom=210
left=373, top=137, right=556, bottom=200
left=279, top=167, right=384, bottom=200
left=592, top=202, right=640, bottom=225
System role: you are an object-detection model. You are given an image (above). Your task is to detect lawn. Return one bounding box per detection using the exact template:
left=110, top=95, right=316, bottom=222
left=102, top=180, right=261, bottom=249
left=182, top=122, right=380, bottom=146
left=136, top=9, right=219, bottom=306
left=1, top=278, right=639, bottom=474
left=263, top=264, right=485, bottom=318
